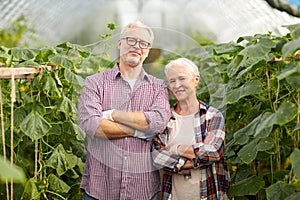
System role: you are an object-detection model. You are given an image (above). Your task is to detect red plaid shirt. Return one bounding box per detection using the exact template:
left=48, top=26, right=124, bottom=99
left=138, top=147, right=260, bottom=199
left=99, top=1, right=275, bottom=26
left=152, top=101, right=230, bottom=200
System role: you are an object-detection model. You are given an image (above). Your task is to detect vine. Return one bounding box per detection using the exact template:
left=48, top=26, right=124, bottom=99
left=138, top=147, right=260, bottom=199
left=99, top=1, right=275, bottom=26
left=0, top=22, right=299, bottom=199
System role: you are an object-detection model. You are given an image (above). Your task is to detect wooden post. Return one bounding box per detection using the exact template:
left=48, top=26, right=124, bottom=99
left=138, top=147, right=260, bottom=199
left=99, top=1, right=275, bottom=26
left=0, top=67, right=44, bottom=200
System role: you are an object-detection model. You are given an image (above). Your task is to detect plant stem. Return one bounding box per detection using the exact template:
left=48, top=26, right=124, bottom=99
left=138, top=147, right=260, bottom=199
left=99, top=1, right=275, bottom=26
left=45, top=190, right=66, bottom=200
left=266, top=65, right=271, bottom=101
left=34, top=140, right=38, bottom=181
left=274, top=129, right=281, bottom=170
left=270, top=156, right=274, bottom=184
left=10, top=69, right=16, bottom=200
left=296, top=93, right=300, bottom=148
left=0, top=82, right=10, bottom=200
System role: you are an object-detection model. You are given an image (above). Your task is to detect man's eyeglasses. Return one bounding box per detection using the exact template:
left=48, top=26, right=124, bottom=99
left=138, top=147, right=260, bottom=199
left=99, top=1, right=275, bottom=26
left=121, top=37, right=151, bottom=49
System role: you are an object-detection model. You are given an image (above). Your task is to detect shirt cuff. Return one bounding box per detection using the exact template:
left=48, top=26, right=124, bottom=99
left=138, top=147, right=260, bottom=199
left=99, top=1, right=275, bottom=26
left=175, top=157, right=186, bottom=170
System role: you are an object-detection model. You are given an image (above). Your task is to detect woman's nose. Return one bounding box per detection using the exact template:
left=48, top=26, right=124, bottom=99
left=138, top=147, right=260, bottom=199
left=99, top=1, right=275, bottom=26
left=174, top=80, right=181, bottom=88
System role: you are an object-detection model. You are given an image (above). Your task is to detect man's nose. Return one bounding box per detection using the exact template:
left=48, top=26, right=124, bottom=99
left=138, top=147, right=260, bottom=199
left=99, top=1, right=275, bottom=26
left=133, top=42, right=141, bottom=49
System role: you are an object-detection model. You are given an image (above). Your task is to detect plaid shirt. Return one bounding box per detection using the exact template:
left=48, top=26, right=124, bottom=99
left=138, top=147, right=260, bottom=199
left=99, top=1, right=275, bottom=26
left=78, top=64, right=171, bottom=200
left=152, top=101, right=230, bottom=200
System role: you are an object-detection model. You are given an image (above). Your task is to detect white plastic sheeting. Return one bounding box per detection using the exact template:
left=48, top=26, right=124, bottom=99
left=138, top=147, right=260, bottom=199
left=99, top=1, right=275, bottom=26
left=0, top=0, right=299, bottom=46
left=0, top=0, right=104, bottom=46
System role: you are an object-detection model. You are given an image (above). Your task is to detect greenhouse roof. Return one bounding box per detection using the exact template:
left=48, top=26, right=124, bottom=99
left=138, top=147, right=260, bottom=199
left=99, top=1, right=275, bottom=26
left=0, top=0, right=300, bottom=47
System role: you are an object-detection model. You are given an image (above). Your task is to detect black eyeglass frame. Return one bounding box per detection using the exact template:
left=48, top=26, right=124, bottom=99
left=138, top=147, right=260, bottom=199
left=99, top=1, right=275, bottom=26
left=121, top=37, right=151, bottom=49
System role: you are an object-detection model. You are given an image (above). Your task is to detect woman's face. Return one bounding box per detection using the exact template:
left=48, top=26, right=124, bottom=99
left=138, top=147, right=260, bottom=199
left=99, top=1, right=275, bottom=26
left=166, top=64, right=199, bottom=102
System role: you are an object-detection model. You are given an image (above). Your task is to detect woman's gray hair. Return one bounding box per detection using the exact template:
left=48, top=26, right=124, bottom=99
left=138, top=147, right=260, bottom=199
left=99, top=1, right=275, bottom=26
left=120, top=20, right=154, bottom=44
left=165, top=58, right=199, bottom=77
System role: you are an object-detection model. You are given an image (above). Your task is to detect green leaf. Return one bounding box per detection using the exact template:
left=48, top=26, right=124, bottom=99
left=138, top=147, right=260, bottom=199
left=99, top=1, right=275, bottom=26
left=0, top=155, right=26, bottom=183
left=56, top=41, right=76, bottom=50
left=237, top=138, right=259, bottom=164
left=35, top=47, right=56, bottom=62
left=286, top=73, right=300, bottom=90
left=285, top=192, right=300, bottom=200
left=14, top=106, right=28, bottom=127
left=64, top=122, right=86, bottom=141
left=282, top=38, right=300, bottom=58
left=213, top=42, right=243, bottom=55
left=233, top=115, right=262, bottom=145
left=11, top=47, right=38, bottom=60
left=290, top=148, right=300, bottom=179
left=228, top=176, right=264, bottom=196
left=64, top=168, right=80, bottom=179
left=46, top=144, right=78, bottom=176
left=76, top=45, right=91, bottom=58
left=57, top=42, right=91, bottom=58
left=41, top=73, right=61, bottom=97
left=228, top=37, right=276, bottom=77
left=107, top=23, right=115, bottom=30
left=272, top=102, right=297, bottom=125
left=256, top=136, right=273, bottom=151
left=49, top=54, right=73, bottom=68
left=283, top=23, right=300, bottom=39
left=48, top=174, right=71, bottom=193
left=238, top=137, right=273, bottom=164
left=276, top=62, right=300, bottom=90
left=276, top=63, right=300, bottom=80
left=294, top=123, right=300, bottom=131
left=254, top=103, right=297, bottom=137
left=58, top=96, right=78, bottom=116
left=266, top=181, right=296, bottom=200
left=20, top=111, right=52, bottom=141
left=20, top=178, right=40, bottom=200
left=237, top=59, right=267, bottom=79
left=16, top=60, right=40, bottom=67
left=226, top=80, right=262, bottom=104
left=64, top=68, right=84, bottom=87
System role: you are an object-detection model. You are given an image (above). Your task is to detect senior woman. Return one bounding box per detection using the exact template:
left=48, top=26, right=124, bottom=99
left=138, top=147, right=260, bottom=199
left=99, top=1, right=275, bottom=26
left=152, top=58, right=230, bottom=200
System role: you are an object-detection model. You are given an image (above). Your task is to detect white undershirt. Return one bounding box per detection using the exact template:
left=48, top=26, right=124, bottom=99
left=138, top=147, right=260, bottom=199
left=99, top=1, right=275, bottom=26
left=168, top=111, right=201, bottom=200
left=124, top=78, right=136, bottom=90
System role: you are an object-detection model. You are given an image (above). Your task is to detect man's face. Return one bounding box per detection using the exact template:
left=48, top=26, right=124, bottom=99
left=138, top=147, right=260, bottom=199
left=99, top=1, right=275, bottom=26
left=118, top=28, right=152, bottom=67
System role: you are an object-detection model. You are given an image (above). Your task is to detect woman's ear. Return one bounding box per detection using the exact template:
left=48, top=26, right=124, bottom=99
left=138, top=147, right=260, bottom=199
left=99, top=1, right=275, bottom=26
left=118, top=40, right=121, bottom=49
left=195, top=75, right=200, bottom=83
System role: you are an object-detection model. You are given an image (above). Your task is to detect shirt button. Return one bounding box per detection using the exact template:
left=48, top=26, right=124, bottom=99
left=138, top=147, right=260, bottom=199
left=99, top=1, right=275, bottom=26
left=125, top=137, right=127, bottom=140
left=124, top=156, right=127, bottom=160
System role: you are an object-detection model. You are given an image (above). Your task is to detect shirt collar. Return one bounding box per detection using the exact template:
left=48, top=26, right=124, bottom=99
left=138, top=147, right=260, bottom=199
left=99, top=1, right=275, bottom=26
left=170, top=100, right=209, bottom=117
left=112, top=62, right=151, bottom=82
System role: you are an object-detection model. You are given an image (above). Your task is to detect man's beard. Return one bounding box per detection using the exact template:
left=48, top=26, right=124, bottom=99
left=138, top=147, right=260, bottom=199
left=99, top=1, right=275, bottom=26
left=125, top=55, right=141, bottom=67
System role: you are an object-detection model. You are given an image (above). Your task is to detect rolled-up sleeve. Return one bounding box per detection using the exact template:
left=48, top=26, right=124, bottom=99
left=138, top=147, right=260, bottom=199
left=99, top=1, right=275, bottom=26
left=152, top=131, right=186, bottom=172
left=193, top=109, right=226, bottom=166
left=78, top=75, right=103, bottom=137
left=144, top=81, right=171, bottom=133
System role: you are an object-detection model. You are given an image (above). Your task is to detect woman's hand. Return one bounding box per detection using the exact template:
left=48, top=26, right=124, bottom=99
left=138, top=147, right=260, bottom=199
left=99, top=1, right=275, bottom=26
left=181, top=159, right=194, bottom=169
left=177, top=144, right=196, bottom=160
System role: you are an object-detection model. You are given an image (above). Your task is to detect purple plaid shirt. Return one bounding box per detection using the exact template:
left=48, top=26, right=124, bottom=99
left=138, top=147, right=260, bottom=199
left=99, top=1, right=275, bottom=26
left=78, top=63, right=171, bottom=200
left=152, top=101, right=230, bottom=200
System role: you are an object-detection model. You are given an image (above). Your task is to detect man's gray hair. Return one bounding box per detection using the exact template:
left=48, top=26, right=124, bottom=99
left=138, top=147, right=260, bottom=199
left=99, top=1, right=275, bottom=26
left=120, top=21, right=154, bottom=44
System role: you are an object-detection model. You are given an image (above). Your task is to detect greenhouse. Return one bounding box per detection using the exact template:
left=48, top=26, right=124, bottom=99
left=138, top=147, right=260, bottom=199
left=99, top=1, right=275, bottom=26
left=0, top=0, right=300, bottom=199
